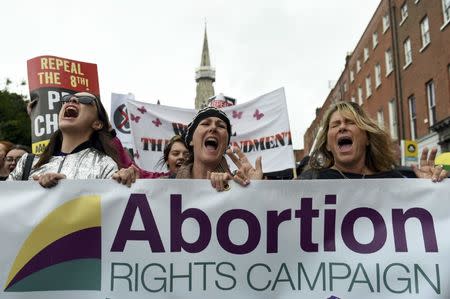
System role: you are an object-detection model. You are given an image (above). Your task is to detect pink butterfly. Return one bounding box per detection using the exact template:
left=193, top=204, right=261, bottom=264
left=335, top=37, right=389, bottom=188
left=232, top=110, right=243, bottom=119
left=130, top=113, right=141, bottom=123
left=253, top=109, right=264, bottom=120
left=152, top=118, right=162, bottom=127
left=137, top=106, right=147, bottom=114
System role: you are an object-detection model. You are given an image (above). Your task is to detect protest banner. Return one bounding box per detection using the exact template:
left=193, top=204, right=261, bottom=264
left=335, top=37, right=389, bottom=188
left=0, top=179, right=448, bottom=298
left=27, top=55, right=100, bottom=154
left=110, top=93, right=134, bottom=149
left=126, top=88, right=295, bottom=173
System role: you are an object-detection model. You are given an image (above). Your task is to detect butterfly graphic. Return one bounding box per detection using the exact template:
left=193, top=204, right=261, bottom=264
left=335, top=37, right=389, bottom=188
left=137, top=106, right=147, bottom=114
left=152, top=118, right=162, bottom=127
left=253, top=109, right=264, bottom=120
left=134, top=150, right=140, bottom=159
left=232, top=110, right=243, bottom=119
left=130, top=113, right=141, bottom=123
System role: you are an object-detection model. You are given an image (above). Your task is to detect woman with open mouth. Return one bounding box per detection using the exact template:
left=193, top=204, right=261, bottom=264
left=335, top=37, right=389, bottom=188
left=176, top=107, right=263, bottom=191
left=155, top=134, right=189, bottom=177
left=301, top=101, right=448, bottom=181
left=8, top=92, right=120, bottom=188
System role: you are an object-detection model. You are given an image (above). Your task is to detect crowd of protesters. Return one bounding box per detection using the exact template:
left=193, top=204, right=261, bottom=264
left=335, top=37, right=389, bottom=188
left=1, top=95, right=448, bottom=189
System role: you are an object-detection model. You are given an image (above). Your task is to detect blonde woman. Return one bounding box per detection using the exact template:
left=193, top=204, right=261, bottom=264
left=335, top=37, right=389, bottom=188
left=301, top=101, right=447, bottom=181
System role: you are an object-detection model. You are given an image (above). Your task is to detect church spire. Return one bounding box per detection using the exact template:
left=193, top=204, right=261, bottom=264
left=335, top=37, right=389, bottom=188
left=194, top=24, right=215, bottom=109
left=200, top=26, right=211, bottom=67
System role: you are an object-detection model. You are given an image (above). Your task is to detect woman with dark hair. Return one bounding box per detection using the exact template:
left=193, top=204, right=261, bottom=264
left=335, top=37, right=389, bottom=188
left=3, top=144, right=31, bottom=174
left=156, top=135, right=189, bottom=177
left=8, top=92, right=120, bottom=187
left=301, top=101, right=447, bottom=181
left=176, top=107, right=263, bottom=191
left=0, top=140, right=14, bottom=180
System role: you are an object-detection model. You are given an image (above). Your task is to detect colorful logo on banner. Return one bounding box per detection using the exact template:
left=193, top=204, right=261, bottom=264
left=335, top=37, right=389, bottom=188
left=113, top=103, right=131, bottom=134
left=4, top=196, right=102, bottom=292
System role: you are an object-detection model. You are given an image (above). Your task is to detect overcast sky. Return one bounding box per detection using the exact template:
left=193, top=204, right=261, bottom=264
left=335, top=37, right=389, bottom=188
left=0, top=0, right=381, bottom=149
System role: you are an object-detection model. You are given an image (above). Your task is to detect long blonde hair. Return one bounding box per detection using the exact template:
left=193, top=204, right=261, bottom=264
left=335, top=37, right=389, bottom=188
left=309, top=101, right=398, bottom=172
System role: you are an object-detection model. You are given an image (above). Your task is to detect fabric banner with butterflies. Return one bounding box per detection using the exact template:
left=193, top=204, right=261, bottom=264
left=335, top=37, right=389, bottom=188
left=125, top=88, right=295, bottom=173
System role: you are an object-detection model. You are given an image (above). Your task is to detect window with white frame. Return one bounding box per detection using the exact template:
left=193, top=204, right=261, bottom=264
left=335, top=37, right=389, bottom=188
left=426, top=80, right=436, bottom=126
left=375, top=63, right=382, bottom=87
left=358, top=86, right=363, bottom=105
left=351, top=96, right=356, bottom=103
left=357, top=59, right=361, bottom=73
left=377, top=109, right=385, bottom=129
left=400, top=2, right=408, bottom=24
left=364, top=47, right=369, bottom=62
left=385, top=48, right=394, bottom=75
left=365, top=75, right=372, bottom=98
left=350, top=70, right=354, bottom=82
left=420, top=16, right=430, bottom=48
left=388, top=99, right=398, bottom=139
left=443, top=0, right=450, bottom=24
left=403, top=38, right=412, bottom=67
left=372, top=31, right=378, bottom=48
left=408, top=95, right=417, bottom=140
left=383, top=13, right=390, bottom=32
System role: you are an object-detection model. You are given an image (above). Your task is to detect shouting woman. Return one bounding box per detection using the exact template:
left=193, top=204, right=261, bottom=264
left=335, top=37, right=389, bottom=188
left=9, top=92, right=120, bottom=187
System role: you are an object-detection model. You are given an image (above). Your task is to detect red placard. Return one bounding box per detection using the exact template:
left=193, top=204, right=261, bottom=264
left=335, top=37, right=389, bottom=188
left=27, top=55, right=100, bottom=154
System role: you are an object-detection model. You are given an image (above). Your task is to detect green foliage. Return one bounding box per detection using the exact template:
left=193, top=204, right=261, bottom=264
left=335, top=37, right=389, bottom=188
left=0, top=90, right=31, bottom=146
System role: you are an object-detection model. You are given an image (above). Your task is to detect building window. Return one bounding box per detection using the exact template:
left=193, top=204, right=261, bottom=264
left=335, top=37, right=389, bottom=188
left=403, top=38, right=412, bottom=67
left=375, top=63, right=382, bottom=87
left=383, top=13, right=390, bottom=33
left=377, top=109, right=385, bottom=129
left=356, top=59, right=361, bottom=73
left=400, top=2, right=408, bottom=24
left=350, top=70, right=354, bottom=82
left=343, top=81, right=348, bottom=92
left=366, top=75, right=372, bottom=98
left=420, top=16, right=431, bottom=49
left=426, top=80, right=436, bottom=127
left=358, top=86, right=363, bottom=105
left=388, top=99, right=398, bottom=140
left=385, top=48, right=394, bottom=75
left=364, top=47, right=369, bottom=62
left=408, top=95, right=417, bottom=140
left=372, top=32, right=378, bottom=48
left=443, top=0, right=450, bottom=24
left=351, top=96, right=356, bottom=103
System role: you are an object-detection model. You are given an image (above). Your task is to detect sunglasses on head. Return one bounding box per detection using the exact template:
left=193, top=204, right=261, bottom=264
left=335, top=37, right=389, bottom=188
left=61, top=94, right=97, bottom=105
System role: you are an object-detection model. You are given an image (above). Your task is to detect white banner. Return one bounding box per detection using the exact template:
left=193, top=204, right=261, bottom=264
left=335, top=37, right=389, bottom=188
left=126, top=88, right=295, bottom=173
left=0, top=179, right=449, bottom=298
left=110, top=92, right=134, bottom=149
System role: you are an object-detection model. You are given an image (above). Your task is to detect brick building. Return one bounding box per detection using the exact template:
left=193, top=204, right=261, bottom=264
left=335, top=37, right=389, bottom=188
left=304, top=0, right=450, bottom=162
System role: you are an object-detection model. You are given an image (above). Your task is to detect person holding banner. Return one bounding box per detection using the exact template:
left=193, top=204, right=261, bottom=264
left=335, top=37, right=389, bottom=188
left=8, top=92, right=120, bottom=187
left=177, top=107, right=263, bottom=191
left=301, top=101, right=448, bottom=181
